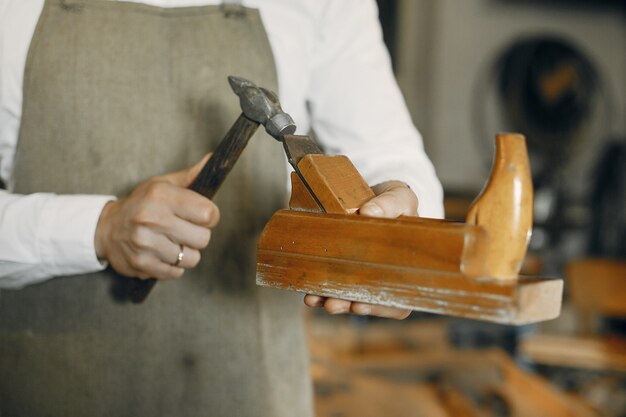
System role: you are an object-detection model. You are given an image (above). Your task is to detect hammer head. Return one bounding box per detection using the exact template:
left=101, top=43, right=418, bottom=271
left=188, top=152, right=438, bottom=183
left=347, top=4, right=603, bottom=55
left=228, top=76, right=297, bottom=140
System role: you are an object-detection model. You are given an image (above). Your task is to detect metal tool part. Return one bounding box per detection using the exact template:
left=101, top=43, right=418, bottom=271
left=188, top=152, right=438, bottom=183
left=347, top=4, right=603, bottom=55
left=228, top=76, right=296, bottom=140
left=282, top=134, right=324, bottom=169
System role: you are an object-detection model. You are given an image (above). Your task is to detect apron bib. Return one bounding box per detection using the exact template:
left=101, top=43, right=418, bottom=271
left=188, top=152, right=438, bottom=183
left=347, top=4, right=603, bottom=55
left=0, top=1, right=312, bottom=416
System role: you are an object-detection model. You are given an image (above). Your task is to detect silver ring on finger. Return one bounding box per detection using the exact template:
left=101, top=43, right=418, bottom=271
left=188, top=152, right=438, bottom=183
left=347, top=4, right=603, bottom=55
left=173, top=244, right=185, bottom=267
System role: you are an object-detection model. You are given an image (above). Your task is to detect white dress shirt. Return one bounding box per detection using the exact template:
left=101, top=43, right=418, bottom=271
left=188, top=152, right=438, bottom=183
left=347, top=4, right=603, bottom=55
left=0, top=0, right=444, bottom=289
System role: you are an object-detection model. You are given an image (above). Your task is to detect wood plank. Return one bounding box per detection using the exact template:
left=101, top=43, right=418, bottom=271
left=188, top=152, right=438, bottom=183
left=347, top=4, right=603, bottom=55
left=297, top=154, right=375, bottom=214
left=288, top=172, right=323, bottom=212
left=312, top=345, right=596, bottom=417
left=520, top=334, right=626, bottom=372
left=567, top=259, right=626, bottom=316
left=493, top=350, right=599, bottom=417
left=313, top=366, right=450, bottom=417
left=256, top=211, right=562, bottom=324
left=258, top=251, right=561, bottom=324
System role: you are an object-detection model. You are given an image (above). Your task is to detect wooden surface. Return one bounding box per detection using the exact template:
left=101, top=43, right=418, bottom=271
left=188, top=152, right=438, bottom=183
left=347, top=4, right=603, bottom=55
left=313, top=368, right=448, bottom=417
left=297, top=154, right=375, bottom=214
left=465, top=133, right=533, bottom=280
left=189, top=113, right=259, bottom=199
left=289, top=172, right=323, bottom=212
left=258, top=210, right=490, bottom=275
left=309, top=315, right=598, bottom=417
left=521, top=334, right=626, bottom=372
left=567, top=258, right=626, bottom=316
left=493, top=350, right=598, bottom=417
left=257, top=210, right=562, bottom=324
left=349, top=350, right=596, bottom=417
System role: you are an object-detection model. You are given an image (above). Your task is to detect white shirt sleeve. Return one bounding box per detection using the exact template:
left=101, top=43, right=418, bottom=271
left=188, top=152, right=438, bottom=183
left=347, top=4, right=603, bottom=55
left=306, top=0, right=444, bottom=218
left=0, top=191, right=115, bottom=289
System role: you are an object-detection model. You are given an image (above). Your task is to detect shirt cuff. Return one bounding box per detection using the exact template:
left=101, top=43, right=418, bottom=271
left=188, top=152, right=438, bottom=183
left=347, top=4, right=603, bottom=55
left=38, top=194, right=116, bottom=277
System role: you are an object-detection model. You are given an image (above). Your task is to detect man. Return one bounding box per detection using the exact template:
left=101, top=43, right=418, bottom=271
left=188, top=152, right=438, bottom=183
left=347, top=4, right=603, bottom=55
left=0, top=0, right=443, bottom=416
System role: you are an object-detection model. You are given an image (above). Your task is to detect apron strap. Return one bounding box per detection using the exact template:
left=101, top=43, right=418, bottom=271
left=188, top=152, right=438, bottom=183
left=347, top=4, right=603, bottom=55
left=221, top=0, right=246, bottom=17
left=56, top=0, right=247, bottom=18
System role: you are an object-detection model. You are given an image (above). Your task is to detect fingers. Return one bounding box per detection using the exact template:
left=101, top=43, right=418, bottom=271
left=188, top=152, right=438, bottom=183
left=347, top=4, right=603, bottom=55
left=304, top=295, right=347, bottom=313
left=304, top=296, right=411, bottom=320
left=124, top=181, right=216, bottom=248
left=161, top=215, right=213, bottom=250
left=131, top=254, right=185, bottom=281
left=359, top=180, right=418, bottom=218
left=323, top=298, right=352, bottom=314
left=304, top=294, right=327, bottom=308
left=111, top=243, right=185, bottom=281
left=149, top=233, right=201, bottom=269
left=139, top=181, right=220, bottom=228
left=118, top=226, right=200, bottom=280
left=163, top=152, right=213, bottom=188
left=95, top=156, right=220, bottom=282
left=350, top=302, right=411, bottom=320
left=170, top=188, right=220, bottom=228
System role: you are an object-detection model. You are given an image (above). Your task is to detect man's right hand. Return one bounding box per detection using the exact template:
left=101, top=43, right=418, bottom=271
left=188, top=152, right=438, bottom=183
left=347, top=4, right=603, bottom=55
left=94, top=153, right=219, bottom=280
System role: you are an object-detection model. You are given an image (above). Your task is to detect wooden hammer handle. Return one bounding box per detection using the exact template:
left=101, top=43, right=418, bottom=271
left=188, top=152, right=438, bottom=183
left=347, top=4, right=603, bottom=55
left=127, top=114, right=260, bottom=303
left=189, top=114, right=260, bottom=199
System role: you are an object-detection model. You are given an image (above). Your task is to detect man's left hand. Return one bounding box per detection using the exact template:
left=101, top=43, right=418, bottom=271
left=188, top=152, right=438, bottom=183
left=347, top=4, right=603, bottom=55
left=303, top=180, right=418, bottom=320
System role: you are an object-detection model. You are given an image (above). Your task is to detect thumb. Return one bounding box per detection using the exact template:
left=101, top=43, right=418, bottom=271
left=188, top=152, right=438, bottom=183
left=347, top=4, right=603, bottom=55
left=359, top=181, right=418, bottom=218
left=163, top=152, right=212, bottom=188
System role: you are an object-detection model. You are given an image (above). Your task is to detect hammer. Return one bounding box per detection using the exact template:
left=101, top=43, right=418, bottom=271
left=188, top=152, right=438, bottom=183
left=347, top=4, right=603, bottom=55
left=127, top=76, right=297, bottom=303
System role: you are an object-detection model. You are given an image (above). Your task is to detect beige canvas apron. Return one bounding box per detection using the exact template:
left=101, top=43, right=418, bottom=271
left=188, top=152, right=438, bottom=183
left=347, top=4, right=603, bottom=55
left=0, top=0, right=312, bottom=416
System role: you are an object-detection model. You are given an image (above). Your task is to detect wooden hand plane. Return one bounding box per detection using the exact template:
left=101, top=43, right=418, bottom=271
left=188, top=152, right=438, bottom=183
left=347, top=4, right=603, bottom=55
left=256, top=133, right=563, bottom=325
left=127, top=76, right=562, bottom=324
